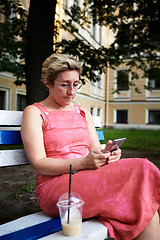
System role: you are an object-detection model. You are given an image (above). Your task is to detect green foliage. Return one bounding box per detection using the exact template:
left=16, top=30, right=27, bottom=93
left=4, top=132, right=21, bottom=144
left=102, top=128, right=160, bottom=151
left=59, top=0, right=160, bottom=92
left=1, top=0, right=160, bottom=92
left=0, top=0, right=28, bottom=85
left=56, top=38, right=106, bottom=83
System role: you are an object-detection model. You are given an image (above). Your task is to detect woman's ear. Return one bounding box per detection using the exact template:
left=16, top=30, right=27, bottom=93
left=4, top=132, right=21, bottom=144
left=43, top=79, right=50, bottom=89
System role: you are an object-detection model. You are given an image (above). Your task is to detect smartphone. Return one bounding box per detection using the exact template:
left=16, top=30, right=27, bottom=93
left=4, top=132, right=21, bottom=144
left=102, top=137, right=126, bottom=153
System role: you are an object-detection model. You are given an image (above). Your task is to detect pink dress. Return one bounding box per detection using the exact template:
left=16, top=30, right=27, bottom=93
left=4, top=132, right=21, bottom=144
left=34, top=102, right=160, bottom=240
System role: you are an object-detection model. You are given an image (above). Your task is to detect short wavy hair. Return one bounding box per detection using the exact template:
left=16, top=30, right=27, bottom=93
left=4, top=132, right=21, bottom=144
left=41, top=53, right=82, bottom=85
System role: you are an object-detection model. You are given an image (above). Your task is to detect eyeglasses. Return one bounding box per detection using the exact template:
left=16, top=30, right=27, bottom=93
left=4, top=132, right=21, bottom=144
left=54, top=81, right=82, bottom=90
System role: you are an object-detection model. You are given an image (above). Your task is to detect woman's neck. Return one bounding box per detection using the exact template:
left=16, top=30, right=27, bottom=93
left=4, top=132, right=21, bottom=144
left=39, top=98, right=74, bottom=111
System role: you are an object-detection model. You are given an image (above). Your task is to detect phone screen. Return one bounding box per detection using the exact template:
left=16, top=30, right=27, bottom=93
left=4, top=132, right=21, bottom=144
left=102, top=138, right=126, bottom=153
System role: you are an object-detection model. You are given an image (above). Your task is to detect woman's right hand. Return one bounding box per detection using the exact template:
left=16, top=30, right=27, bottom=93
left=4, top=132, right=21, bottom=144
left=83, top=148, right=110, bottom=169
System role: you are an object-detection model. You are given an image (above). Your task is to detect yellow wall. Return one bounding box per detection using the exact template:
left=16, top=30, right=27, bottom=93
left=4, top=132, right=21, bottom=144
left=0, top=0, right=160, bottom=128
left=109, top=103, right=160, bottom=125
left=107, top=65, right=160, bottom=126
left=0, top=74, right=26, bottom=110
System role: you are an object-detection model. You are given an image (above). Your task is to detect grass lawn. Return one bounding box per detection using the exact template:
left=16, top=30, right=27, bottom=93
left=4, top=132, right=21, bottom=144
left=101, top=128, right=160, bottom=151
left=100, top=128, right=160, bottom=169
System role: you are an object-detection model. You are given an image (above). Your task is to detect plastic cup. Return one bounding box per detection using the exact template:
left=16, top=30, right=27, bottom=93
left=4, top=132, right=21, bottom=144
left=57, top=192, right=84, bottom=237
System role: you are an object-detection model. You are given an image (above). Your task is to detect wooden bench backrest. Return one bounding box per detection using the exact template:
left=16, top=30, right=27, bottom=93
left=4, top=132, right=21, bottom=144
left=0, top=111, right=107, bottom=240
left=0, top=110, right=104, bottom=167
left=93, top=116, right=102, bottom=128
left=0, top=110, right=29, bottom=167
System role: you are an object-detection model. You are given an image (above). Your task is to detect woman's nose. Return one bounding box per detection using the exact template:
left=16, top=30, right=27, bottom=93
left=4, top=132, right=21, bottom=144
left=67, top=85, right=76, bottom=93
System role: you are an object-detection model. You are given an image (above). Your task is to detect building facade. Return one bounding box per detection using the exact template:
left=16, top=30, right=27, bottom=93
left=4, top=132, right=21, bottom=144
left=108, top=64, right=160, bottom=128
left=0, top=73, right=26, bottom=111
left=0, top=0, right=160, bottom=129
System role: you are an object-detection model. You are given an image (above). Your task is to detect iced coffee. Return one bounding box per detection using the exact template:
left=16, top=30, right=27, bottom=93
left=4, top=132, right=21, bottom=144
left=57, top=192, right=84, bottom=237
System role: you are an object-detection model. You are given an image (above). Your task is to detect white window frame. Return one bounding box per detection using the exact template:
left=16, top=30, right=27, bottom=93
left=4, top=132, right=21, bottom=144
left=113, top=69, right=131, bottom=100
left=114, top=109, right=128, bottom=124
left=91, top=106, right=97, bottom=116
left=98, top=73, right=103, bottom=89
left=145, top=77, right=160, bottom=100
left=16, top=89, right=26, bottom=110
left=97, top=107, right=103, bottom=122
left=0, top=86, right=11, bottom=110
left=146, top=108, right=160, bottom=124
left=145, top=109, right=149, bottom=124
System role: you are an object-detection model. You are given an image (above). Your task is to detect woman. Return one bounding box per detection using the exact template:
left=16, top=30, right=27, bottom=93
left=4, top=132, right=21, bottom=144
left=21, top=53, right=160, bottom=240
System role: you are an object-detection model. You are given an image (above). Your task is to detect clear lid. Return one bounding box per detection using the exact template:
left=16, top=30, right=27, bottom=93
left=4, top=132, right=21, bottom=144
left=57, top=192, right=84, bottom=208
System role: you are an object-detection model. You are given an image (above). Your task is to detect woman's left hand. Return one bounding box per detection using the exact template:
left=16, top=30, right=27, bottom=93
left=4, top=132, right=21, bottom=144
left=106, top=140, right=122, bottom=164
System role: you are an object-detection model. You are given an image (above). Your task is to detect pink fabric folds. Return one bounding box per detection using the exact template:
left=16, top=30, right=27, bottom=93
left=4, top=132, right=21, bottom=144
left=34, top=102, right=160, bottom=240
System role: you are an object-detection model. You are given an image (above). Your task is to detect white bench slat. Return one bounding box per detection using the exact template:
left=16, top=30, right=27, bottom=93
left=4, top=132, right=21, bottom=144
left=0, top=212, right=52, bottom=236
left=41, top=219, right=108, bottom=240
left=93, top=116, right=102, bottom=128
left=0, top=211, right=108, bottom=240
left=0, top=149, right=29, bottom=167
left=0, top=111, right=102, bottom=128
left=0, top=110, right=23, bottom=125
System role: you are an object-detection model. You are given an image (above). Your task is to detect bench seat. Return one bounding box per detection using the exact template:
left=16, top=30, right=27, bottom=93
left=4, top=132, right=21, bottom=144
left=0, top=110, right=108, bottom=239
left=0, top=212, right=108, bottom=240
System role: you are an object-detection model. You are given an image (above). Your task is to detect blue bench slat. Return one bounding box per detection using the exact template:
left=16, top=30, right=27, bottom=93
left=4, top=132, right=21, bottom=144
left=0, top=131, right=23, bottom=145
left=0, top=218, right=62, bottom=240
left=0, top=130, right=104, bottom=145
left=96, top=130, right=104, bottom=141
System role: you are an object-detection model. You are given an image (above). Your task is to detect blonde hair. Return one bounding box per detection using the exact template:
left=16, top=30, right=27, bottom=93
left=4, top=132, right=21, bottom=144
left=41, top=53, right=82, bottom=85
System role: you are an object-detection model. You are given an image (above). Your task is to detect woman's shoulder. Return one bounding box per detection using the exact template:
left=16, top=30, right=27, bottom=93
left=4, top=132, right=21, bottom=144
left=80, top=105, right=90, bottom=114
left=22, top=104, right=44, bottom=128
left=23, top=103, right=41, bottom=117
left=78, top=105, right=93, bottom=122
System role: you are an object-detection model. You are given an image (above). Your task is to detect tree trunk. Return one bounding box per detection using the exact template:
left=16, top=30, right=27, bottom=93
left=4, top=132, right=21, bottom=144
left=25, top=0, right=57, bottom=105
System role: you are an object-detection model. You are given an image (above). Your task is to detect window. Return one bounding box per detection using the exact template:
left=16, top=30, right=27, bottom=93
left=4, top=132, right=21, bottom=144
left=147, top=68, right=160, bottom=90
left=91, top=107, right=94, bottom=115
left=116, top=110, right=128, bottom=123
left=0, top=87, right=10, bottom=109
left=91, top=107, right=97, bottom=116
left=117, top=70, right=129, bottom=91
left=92, top=23, right=96, bottom=39
left=148, top=110, right=160, bottom=124
left=17, top=94, right=26, bottom=111
left=63, top=0, right=68, bottom=9
left=91, top=79, right=96, bottom=86
left=99, top=26, right=102, bottom=44
left=0, top=90, right=6, bottom=110
left=97, top=108, right=101, bottom=116
left=98, top=74, right=102, bottom=89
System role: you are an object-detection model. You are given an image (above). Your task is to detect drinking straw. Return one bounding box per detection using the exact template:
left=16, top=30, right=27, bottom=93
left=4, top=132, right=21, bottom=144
left=67, top=164, right=72, bottom=224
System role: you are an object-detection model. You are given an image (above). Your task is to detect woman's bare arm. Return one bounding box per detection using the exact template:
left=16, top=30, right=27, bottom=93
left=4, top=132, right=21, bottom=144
left=82, top=106, right=121, bottom=163
left=21, top=105, right=109, bottom=176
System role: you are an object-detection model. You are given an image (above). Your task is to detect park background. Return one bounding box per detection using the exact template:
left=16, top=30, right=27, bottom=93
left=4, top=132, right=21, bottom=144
left=0, top=0, right=160, bottom=225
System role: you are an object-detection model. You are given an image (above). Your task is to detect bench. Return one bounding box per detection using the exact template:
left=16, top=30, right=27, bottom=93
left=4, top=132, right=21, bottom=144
left=0, top=110, right=108, bottom=240
left=93, top=116, right=105, bottom=146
